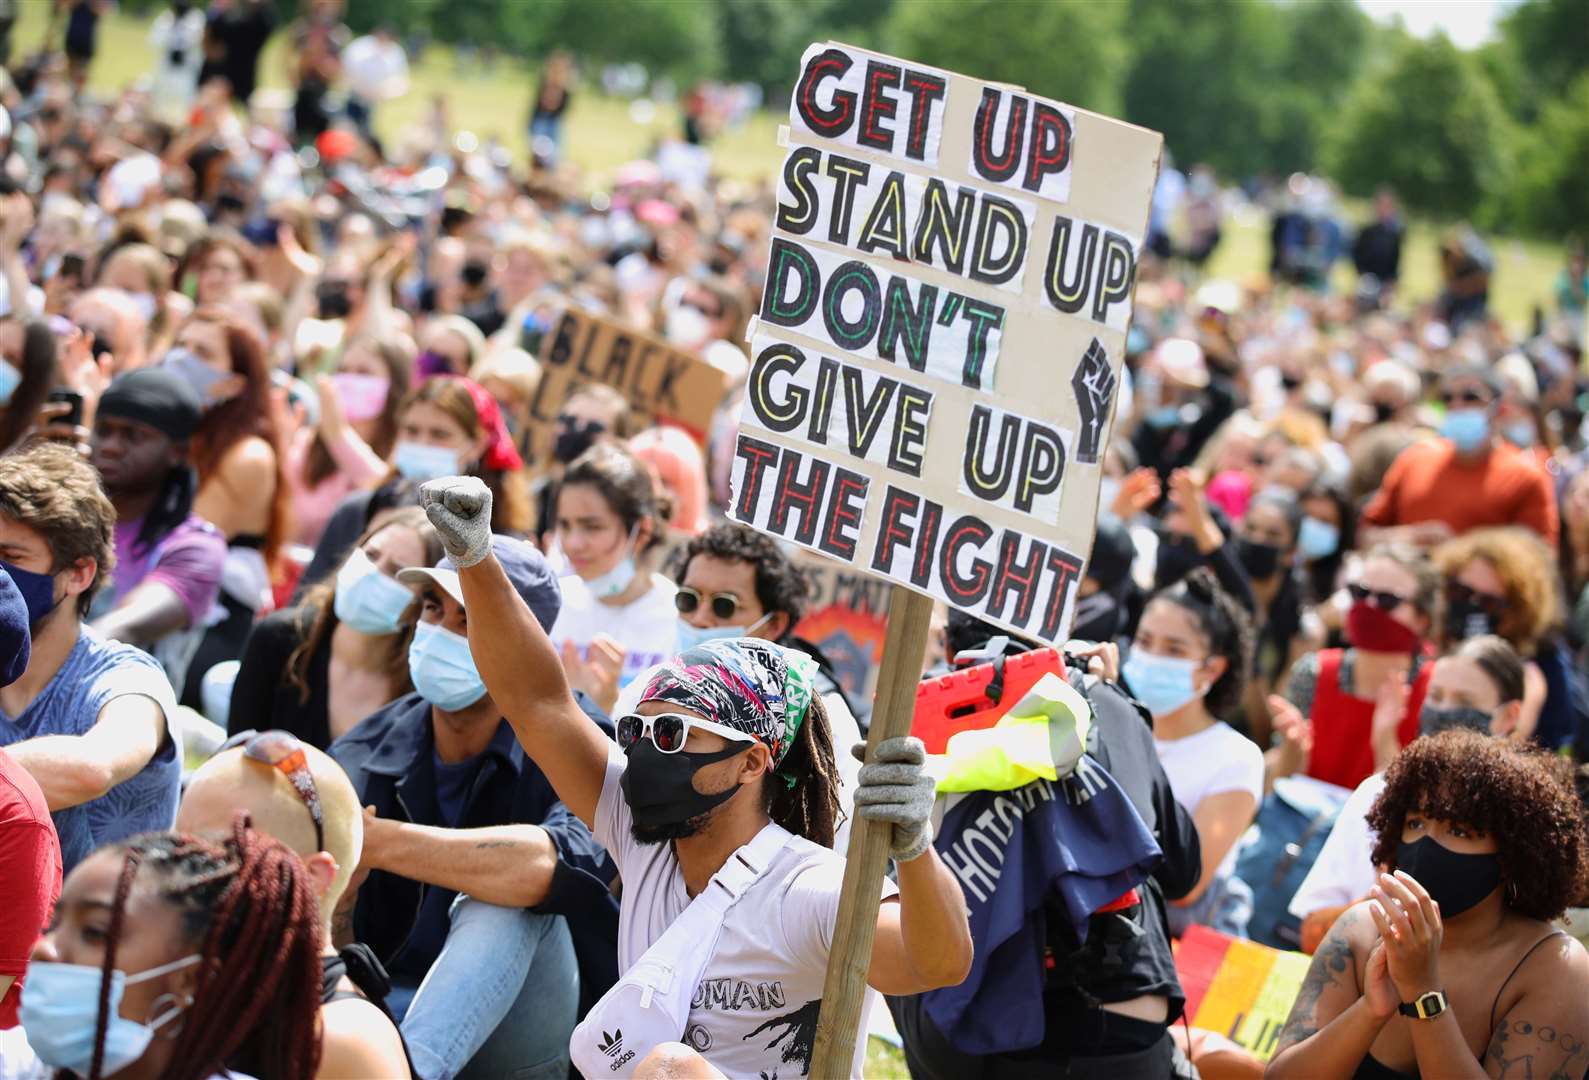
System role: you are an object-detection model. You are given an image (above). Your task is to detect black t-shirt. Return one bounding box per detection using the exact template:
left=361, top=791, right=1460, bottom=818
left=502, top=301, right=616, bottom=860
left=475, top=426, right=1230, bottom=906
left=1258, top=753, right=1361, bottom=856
left=227, top=605, right=335, bottom=748
left=1042, top=670, right=1199, bottom=1015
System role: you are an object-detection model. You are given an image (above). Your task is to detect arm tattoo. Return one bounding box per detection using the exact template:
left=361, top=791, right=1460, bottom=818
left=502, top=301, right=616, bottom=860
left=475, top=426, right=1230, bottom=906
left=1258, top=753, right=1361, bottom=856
left=1486, top=1019, right=1589, bottom=1080
left=331, top=905, right=355, bottom=946
left=1284, top=652, right=1320, bottom=727
left=475, top=839, right=515, bottom=850
left=1276, top=910, right=1358, bottom=1052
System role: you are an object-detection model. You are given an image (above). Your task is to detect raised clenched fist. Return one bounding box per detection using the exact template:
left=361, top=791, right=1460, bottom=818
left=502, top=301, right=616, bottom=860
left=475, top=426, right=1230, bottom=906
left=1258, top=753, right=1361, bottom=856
left=420, top=476, right=493, bottom=568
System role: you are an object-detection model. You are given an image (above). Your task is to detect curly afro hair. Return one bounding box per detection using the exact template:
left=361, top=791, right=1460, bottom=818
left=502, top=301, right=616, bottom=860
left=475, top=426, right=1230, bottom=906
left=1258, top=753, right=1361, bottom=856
left=677, top=524, right=809, bottom=627
left=1368, top=730, right=1589, bottom=921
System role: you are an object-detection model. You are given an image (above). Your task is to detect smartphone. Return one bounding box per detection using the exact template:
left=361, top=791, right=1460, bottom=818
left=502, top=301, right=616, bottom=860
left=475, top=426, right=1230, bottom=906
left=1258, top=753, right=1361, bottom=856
left=46, top=389, right=84, bottom=430
left=59, top=253, right=86, bottom=284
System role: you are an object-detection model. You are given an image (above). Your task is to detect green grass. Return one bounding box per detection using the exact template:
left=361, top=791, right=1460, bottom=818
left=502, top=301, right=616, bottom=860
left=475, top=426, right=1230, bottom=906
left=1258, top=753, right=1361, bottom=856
left=23, top=4, right=1560, bottom=330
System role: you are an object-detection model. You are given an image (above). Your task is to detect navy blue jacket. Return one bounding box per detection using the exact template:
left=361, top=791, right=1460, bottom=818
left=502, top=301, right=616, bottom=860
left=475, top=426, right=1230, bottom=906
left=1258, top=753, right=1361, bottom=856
left=329, top=692, right=619, bottom=1016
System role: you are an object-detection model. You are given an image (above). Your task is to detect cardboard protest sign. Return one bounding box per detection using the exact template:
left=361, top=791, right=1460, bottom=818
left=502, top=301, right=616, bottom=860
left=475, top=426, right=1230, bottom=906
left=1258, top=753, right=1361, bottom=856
left=731, top=40, right=1162, bottom=647
left=526, top=307, right=731, bottom=463
left=1176, top=925, right=1310, bottom=1062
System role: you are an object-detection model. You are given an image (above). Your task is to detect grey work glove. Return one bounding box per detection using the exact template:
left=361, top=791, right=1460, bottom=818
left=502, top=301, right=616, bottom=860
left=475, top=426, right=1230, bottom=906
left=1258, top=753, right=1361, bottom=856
left=851, top=736, right=936, bottom=863
left=419, top=476, right=494, bottom=568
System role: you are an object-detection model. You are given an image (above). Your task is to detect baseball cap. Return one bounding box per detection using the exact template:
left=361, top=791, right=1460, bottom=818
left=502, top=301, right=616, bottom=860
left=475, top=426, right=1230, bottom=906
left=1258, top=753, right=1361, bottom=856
left=398, top=535, right=561, bottom=631
left=1154, top=337, right=1209, bottom=389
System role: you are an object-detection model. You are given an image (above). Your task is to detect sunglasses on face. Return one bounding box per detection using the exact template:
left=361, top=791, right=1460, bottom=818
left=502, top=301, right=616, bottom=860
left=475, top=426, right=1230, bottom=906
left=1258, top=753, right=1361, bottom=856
left=1347, top=583, right=1413, bottom=612
left=1440, top=389, right=1491, bottom=408
left=1448, top=581, right=1505, bottom=615
left=615, top=712, right=757, bottom=755
left=219, top=728, right=325, bottom=851
left=674, top=587, right=749, bottom=621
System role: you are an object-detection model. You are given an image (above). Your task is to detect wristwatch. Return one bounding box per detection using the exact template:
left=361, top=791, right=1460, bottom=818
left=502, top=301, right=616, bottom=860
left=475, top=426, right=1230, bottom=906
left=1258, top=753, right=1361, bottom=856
left=1398, top=990, right=1449, bottom=1021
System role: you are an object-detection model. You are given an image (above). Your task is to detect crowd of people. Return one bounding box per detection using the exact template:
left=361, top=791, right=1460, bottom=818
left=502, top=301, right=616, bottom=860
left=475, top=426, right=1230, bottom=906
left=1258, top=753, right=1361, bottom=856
left=0, top=2, right=1585, bottom=1079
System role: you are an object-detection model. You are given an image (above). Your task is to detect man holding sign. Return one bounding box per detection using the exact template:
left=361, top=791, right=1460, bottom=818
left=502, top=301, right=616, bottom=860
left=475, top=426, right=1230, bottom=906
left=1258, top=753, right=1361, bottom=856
left=418, top=476, right=972, bottom=1079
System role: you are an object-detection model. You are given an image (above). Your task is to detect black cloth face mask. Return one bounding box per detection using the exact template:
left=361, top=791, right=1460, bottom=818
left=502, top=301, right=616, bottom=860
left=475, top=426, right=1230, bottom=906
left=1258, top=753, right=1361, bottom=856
left=552, top=416, right=604, bottom=465
left=620, top=738, right=745, bottom=838
left=1418, top=705, right=1492, bottom=737
left=1396, top=835, right=1501, bottom=918
left=1234, top=537, right=1283, bottom=580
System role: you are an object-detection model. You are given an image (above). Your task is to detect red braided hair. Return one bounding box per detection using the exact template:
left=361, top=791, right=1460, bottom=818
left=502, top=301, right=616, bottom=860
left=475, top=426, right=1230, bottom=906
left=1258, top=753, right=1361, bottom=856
left=87, top=817, right=324, bottom=1080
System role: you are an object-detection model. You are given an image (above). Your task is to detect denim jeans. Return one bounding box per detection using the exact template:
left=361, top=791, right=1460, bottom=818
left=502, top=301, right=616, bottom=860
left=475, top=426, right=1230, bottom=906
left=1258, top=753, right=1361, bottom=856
left=389, top=896, right=579, bottom=1080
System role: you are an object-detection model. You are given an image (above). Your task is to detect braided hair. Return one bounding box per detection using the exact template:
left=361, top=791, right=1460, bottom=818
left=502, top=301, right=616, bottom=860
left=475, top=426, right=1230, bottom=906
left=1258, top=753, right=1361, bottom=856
left=762, top=693, right=843, bottom=849
left=1154, top=566, right=1255, bottom=718
left=86, top=815, right=323, bottom=1080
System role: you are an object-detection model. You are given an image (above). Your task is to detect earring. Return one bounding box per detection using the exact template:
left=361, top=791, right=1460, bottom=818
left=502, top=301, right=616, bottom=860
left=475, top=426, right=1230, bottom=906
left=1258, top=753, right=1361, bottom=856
left=147, top=992, right=191, bottom=1039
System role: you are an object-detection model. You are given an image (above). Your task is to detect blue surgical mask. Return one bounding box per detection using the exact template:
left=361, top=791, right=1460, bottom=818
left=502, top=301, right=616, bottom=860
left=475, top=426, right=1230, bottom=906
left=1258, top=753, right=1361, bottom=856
left=585, top=528, right=638, bottom=599
left=393, top=440, right=463, bottom=482
left=675, top=612, right=772, bottom=652
left=408, top=620, right=487, bottom=710
left=1145, top=405, right=1181, bottom=429
left=1440, top=408, right=1491, bottom=454
left=21, top=955, right=200, bottom=1076
left=0, top=558, right=60, bottom=627
left=1122, top=649, right=1205, bottom=718
left=160, top=346, right=233, bottom=407
left=333, top=547, right=414, bottom=635
left=0, top=358, right=20, bottom=406
left=1502, top=420, right=1535, bottom=448
left=1297, top=515, right=1340, bottom=561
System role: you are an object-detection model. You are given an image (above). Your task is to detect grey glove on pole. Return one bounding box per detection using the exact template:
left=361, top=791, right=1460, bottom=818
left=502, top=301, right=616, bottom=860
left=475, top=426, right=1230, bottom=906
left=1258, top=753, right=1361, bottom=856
left=851, top=736, right=936, bottom=863
left=419, top=476, right=494, bottom=568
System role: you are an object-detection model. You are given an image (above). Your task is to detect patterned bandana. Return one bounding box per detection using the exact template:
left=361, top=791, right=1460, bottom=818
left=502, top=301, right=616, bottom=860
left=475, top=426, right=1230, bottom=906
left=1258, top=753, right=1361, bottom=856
left=639, top=638, right=818, bottom=773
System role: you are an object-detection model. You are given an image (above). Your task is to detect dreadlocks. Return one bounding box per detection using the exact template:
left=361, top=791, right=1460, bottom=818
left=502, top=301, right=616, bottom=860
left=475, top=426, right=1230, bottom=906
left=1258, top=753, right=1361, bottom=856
left=87, top=815, right=323, bottom=1080
left=764, top=694, right=843, bottom=849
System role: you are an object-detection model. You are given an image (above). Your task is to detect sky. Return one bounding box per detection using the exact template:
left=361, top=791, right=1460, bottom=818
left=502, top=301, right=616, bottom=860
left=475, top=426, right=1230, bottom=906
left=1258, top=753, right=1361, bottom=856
left=1355, top=0, right=1515, bottom=49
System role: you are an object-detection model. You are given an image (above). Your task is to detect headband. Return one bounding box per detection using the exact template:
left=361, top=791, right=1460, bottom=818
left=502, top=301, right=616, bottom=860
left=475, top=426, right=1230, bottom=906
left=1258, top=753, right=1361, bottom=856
left=639, top=638, right=817, bottom=778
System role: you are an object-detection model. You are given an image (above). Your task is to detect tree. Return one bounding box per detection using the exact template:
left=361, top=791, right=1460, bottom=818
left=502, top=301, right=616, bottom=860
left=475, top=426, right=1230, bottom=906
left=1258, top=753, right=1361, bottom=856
left=1499, top=72, right=1589, bottom=236
left=887, top=0, right=1129, bottom=115
left=1326, top=35, right=1515, bottom=221
left=1496, top=0, right=1589, bottom=118
left=1120, top=0, right=1289, bottom=177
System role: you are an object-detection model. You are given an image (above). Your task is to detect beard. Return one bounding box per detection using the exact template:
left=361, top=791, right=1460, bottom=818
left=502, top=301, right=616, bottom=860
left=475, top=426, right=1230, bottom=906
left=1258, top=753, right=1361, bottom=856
left=630, top=809, right=713, bottom=846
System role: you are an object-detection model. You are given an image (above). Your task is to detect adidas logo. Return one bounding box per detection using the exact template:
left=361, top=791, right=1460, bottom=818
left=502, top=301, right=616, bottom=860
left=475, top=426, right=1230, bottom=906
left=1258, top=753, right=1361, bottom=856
left=599, top=1030, right=623, bottom=1057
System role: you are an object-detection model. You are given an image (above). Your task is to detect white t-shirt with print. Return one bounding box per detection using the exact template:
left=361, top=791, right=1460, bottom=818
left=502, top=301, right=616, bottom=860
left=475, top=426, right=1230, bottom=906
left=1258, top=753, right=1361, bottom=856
left=1289, top=771, right=1385, bottom=919
left=549, top=573, right=679, bottom=688
left=595, top=748, right=893, bottom=1078
left=1154, top=721, right=1264, bottom=877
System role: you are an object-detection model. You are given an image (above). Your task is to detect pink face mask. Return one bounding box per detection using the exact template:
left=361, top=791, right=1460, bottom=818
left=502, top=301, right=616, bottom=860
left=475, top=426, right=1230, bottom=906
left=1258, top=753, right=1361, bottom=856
left=332, top=373, right=391, bottom=422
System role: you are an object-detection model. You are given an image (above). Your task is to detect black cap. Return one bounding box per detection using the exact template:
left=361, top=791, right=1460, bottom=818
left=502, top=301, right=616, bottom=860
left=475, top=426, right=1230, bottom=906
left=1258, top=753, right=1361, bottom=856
left=97, top=368, right=203, bottom=440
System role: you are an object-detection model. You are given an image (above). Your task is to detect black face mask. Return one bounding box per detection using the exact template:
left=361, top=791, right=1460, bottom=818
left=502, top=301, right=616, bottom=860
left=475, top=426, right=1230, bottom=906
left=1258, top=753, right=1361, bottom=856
left=1070, top=587, right=1126, bottom=644
left=1154, top=533, right=1205, bottom=592
left=552, top=416, right=604, bottom=464
left=1445, top=593, right=1495, bottom=640
left=1396, top=835, right=1501, bottom=918
left=620, top=738, right=745, bottom=842
left=316, top=282, right=353, bottom=320
left=1280, top=374, right=1303, bottom=392
left=1418, top=704, right=1492, bottom=737
left=1373, top=401, right=1398, bottom=424
left=1234, top=537, right=1284, bottom=580
left=461, top=261, right=489, bottom=287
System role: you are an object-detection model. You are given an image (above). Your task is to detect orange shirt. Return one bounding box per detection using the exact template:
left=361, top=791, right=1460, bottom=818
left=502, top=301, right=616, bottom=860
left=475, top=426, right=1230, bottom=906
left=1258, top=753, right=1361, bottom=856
left=1361, top=437, right=1559, bottom=546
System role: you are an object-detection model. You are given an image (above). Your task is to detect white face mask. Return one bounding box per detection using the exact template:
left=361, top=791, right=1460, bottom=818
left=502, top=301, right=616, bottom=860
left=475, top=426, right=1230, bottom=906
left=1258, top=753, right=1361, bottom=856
left=664, top=304, right=711, bottom=350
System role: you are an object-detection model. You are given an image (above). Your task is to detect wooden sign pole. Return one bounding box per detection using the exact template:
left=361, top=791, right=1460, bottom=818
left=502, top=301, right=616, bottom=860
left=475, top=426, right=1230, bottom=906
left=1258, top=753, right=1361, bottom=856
left=809, top=583, right=936, bottom=1078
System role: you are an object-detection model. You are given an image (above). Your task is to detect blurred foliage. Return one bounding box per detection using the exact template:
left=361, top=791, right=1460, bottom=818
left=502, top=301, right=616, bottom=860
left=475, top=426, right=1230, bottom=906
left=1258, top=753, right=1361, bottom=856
left=888, top=0, right=1130, bottom=115
left=1325, top=35, right=1515, bottom=223
left=108, top=0, right=1581, bottom=235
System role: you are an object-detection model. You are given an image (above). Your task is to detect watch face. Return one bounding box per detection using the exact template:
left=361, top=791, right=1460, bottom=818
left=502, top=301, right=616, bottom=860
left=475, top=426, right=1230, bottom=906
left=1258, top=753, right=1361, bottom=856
left=1418, top=991, right=1445, bottom=1017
